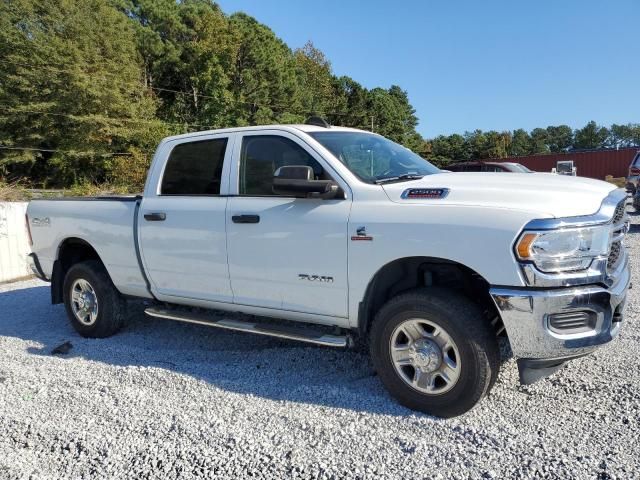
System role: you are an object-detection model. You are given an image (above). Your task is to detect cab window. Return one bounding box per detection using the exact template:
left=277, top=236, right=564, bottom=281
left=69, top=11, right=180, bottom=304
left=239, top=135, right=326, bottom=196
left=161, top=138, right=227, bottom=195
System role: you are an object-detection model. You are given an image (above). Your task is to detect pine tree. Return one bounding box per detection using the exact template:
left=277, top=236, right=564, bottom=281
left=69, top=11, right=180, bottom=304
left=0, top=0, right=165, bottom=187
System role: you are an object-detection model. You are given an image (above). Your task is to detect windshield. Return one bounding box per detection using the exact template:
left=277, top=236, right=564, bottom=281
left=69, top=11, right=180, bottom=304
left=309, top=131, right=440, bottom=184
left=509, top=163, right=533, bottom=173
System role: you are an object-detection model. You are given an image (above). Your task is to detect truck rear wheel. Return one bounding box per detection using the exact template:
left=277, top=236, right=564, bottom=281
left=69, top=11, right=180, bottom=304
left=63, top=260, right=127, bottom=338
left=369, top=288, right=499, bottom=418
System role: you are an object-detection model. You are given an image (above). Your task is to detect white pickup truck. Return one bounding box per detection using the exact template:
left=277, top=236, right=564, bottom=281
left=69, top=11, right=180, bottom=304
left=26, top=121, right=630, bottom=417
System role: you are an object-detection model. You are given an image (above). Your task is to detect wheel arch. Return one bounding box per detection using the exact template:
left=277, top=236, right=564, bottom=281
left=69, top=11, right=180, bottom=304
left=357, top=256, right=503, bottom=338
left=51, top=237, right=106, bottom=304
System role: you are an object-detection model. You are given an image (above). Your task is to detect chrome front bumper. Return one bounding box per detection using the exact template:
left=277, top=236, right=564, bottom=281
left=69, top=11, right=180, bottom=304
left=490, top=255, right=630, bottom=362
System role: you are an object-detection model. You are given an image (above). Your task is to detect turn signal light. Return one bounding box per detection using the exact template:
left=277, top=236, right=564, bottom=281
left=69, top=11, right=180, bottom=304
left=516, top=233, right=537, bottom=259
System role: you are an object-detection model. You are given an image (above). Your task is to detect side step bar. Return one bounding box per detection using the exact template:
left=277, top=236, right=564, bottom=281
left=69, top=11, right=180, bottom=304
left=145, top=307, right=351, bottom=348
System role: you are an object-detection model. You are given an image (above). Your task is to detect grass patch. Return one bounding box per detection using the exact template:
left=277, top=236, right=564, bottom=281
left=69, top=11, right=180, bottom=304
left=64, top=182, right=139, bottom=197
left=0, top=181, right=30, bottom=201
left=0, top=180, right=140, bottom=201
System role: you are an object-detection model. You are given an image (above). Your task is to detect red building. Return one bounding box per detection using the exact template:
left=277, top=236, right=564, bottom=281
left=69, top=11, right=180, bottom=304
left=493, top=147, right=639, bottom=180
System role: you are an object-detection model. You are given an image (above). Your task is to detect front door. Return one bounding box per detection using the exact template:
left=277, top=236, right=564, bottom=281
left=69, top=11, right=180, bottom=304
left=226, top=131, right=351, bottom=318
left=138, top=134, right=234, bottom=303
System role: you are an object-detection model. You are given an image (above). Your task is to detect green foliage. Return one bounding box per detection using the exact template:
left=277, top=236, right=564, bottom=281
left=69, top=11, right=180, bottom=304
left=545, top=125, right=573, bottom=152
left=1, top=1, right=638, bottom=190
left=574, top=121, right=609, bottom=150
left=227, top=12, right=301, bottom=125
left=295, top=41, right=337, bottom=120
left=0, top=0, right=427, bottom=190
left=65, top=181, right=133, bottom=197
left=529, top=128, right=550, bottom=154
left=430, top=121, right=640, bottom=166
left=368, top=86, right=422, bottom=151
left=510, top=129, right=531, bottom=156
left=482, top=131, right=511, bottom=159
left=0, top=0, right=167, bottom=188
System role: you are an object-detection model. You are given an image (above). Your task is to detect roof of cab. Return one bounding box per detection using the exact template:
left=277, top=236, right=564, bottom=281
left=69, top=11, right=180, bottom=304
left=159, top=124, right=369, bottom=143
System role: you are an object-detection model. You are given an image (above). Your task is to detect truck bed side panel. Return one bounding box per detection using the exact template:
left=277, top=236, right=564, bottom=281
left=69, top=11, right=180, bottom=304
left=27, top=199, right=151, bottom=299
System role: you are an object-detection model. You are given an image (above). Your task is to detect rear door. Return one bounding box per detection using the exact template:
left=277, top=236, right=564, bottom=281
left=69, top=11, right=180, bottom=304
left=225, top=130, right=352, bottom=318
left=138, top=133, right=234, bottom=303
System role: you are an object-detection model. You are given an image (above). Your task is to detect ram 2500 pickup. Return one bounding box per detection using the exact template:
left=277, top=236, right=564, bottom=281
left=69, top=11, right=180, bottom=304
left=26, top=121, right=630, bottom=417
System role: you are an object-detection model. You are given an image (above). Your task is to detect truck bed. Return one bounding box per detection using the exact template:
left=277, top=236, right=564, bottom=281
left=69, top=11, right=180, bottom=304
left=27, top=196, right=151, bottom=299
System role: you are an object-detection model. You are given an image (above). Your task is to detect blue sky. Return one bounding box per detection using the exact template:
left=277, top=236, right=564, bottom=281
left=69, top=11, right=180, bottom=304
left=217, top=0, right=639, bottom=138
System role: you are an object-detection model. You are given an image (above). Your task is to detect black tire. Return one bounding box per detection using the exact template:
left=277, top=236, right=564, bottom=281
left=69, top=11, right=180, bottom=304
left=63, top=260, right=127, bottom=338
left=369, top=288, right=500, bottom=418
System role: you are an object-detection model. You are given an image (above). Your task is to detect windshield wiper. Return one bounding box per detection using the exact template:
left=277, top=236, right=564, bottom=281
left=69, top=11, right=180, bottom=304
left=374, top=174, right=425, bottom=185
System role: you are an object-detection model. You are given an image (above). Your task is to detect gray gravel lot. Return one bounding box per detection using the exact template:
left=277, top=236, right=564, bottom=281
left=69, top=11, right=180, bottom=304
left=1, top=210, right=640, bottom=479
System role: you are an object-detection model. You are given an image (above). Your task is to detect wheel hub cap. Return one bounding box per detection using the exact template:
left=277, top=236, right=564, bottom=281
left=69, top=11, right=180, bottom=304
left=410, top=339, right=442, bottom=373
left=389, top=318, right=462, bottom=395
left=77, top=292, right=94, bottom=310
left=70, top=279, right=99, bottom=325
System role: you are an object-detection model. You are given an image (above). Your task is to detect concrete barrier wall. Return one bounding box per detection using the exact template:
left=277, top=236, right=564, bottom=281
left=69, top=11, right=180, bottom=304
left=0, top=202, right=31, bottom=283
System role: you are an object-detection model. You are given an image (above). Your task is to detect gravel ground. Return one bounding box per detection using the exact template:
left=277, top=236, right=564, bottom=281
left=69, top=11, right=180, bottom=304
left=1, top=210, right=640, bottom=479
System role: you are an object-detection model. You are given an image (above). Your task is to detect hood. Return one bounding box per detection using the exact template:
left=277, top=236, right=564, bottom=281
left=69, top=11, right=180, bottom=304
left=381, top=172, right=616, bottom=218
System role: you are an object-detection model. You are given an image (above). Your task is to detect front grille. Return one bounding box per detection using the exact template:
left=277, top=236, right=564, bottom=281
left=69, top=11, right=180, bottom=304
left=612, top=200, right=626, bottom=225
left=607, top=200, right=627, bottom=273
left=608, top=241, right=622, bottom=272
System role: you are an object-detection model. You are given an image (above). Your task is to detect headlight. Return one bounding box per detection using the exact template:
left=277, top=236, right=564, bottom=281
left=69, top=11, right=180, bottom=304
left=515, top=225, right=611, bottom=273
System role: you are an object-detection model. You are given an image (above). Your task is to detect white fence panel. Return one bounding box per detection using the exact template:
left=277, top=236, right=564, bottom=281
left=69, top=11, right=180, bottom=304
left=0, top=202, right=31, bottom=283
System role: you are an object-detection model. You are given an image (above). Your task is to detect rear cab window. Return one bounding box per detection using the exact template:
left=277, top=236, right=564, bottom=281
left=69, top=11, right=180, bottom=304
left=161, top=138, right=228, bottom=195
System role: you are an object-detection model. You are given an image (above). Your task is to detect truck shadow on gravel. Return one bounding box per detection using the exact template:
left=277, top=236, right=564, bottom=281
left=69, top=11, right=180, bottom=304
left=0, top=284, right=435, bottom=417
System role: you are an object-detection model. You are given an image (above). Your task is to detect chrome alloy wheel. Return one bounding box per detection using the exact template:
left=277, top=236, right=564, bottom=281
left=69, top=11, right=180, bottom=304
left=390, top=318, right=461, bottom=395
left=70, top=279, right=99, bottom=325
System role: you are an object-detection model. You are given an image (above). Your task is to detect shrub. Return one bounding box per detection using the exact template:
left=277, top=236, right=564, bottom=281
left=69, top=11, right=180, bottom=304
left=0, top=181, right=30, bottom=201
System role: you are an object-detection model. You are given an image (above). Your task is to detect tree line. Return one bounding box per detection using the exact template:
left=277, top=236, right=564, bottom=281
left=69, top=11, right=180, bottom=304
left=0, top=0, right=638, bottom=190
left=428, top=122, right=640, bottom=167
left=0, top=0, right=423, bottom=189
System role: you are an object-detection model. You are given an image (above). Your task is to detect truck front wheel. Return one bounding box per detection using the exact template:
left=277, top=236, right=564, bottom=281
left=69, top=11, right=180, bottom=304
left=63, top=260, right=127, bottom=338
left=369, top=288, right=499, bottom=418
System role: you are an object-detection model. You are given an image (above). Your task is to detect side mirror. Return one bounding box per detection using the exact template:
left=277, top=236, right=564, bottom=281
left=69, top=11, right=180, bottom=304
left=273, top=165, right=340, bottom=199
